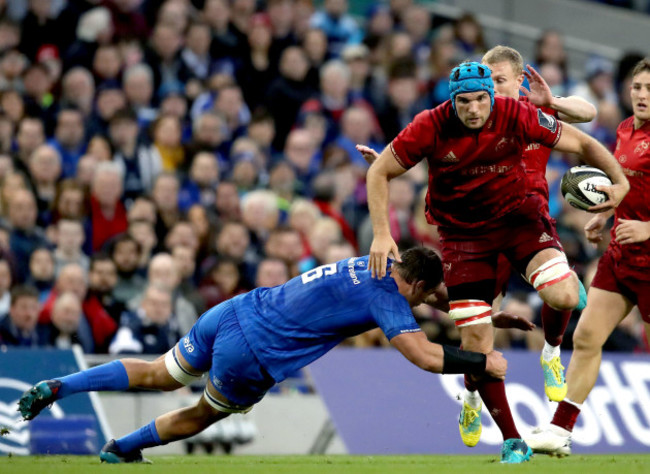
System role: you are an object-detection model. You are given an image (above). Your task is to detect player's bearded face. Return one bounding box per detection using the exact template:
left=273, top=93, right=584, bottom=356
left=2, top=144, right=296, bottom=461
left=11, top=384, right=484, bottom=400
left=486, top=60, right=522, bottom=99
left=631, top=71, right=650, bottom=122
left=455, top=91, right=491, bottom=129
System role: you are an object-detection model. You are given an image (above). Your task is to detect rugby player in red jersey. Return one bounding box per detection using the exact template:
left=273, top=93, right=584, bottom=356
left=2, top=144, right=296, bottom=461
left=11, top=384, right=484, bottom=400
left=525, top=57, right=650, bottom=456
left=365, top=60, right=629, bottom=463
left=445, top=45, right=597, bottom=439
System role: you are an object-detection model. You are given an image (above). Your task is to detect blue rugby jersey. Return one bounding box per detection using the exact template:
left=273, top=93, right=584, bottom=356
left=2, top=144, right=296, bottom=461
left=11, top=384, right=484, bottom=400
left=232, top=256, right=421, bottom=382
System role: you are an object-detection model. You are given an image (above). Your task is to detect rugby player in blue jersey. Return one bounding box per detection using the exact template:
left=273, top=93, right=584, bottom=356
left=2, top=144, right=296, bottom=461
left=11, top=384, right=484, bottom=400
left=19, top=247, right=508, bottom=463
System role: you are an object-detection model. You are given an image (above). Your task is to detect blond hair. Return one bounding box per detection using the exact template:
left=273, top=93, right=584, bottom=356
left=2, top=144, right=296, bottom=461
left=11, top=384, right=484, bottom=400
left=482, top=45, right=524, bottom=76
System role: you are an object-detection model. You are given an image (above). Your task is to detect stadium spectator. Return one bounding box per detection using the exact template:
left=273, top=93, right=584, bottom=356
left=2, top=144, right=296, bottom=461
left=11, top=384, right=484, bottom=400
left=14, top=116, right=46, bottom=167
left=27, top=144, right=62, bottom=224
left=171, top=243, right=204, bottom=314
left=111, top=234, right=146, bottom=304
left=27, top=247, right=55, bottom=303
left=89, top=161, right=128, bottom=252
left=263, top=226, right=304, bottom=278
left=214, top=180, right=241, bottom=221
left=309, top=0, right=363, bottom=58
left=7, top=188, right=49, bottom=282
left=49, top=107, right=87, bottom=178
left=254, top=257, right=290, bottom=288
left=53, top=219, right=89, bottom=276
left=152, top=172, right=182, bottom=242
left=128, top=219, right=158, bottom=269
left=60, top=67, right=96, bottom=119
left=109, top=108, right=162, bottom=204
left=236, top=13, right=276, bottom=113
left=265, top=46, right=315, bottom=150
left=0, top=285, right=40, bottom=347
left=51, top=179, right=87, bottom=223
left=110, top=284, right=178, bottom=355
left=87, top=254, right=124, bottom=324
left=39, top=291, right=94, bottom=353
left=149, top=114, right=185, bottom=172
left=199, top=255, right=247, bottom=308
left=39, top=262, right=117, bottom=353
left=132, top=252, right=197, bottom=335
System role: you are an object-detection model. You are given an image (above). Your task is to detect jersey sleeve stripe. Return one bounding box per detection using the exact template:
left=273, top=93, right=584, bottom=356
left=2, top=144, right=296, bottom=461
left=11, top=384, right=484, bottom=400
left=390, top=141, right=408, bottom=168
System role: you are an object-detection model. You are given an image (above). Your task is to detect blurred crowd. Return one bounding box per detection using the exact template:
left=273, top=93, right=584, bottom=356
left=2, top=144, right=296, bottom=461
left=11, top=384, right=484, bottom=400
left=0, top=0, right=646, bottom=356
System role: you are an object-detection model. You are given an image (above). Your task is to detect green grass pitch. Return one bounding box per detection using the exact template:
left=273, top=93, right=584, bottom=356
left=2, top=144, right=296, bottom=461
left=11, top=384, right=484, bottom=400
left=2, top=454, right=650, bottom=474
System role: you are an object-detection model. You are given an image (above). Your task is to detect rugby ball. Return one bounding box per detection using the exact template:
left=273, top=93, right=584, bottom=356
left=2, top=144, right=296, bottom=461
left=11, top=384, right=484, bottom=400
left=560, top=166, right=612, bottom=211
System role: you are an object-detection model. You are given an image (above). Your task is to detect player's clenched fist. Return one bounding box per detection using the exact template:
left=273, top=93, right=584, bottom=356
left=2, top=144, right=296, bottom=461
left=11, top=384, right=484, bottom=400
left=486, top=351, right=507, bottom=380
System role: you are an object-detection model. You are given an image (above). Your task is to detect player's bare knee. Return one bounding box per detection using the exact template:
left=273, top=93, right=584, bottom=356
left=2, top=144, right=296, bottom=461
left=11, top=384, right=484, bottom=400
left=572, top=325, right=603, bottom=353
left=544, top=287, right=579, bottom=311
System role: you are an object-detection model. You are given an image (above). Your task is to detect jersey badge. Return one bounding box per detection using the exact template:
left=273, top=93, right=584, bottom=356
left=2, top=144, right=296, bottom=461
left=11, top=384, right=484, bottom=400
left=537, top=109, right=557, bottom=133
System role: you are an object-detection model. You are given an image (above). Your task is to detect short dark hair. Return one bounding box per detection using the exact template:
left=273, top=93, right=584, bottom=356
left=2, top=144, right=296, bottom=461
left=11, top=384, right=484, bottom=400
left=90, top=252, right=115, bottom=270
left=392, top=247, right=443, bottom=291
left=10, top=285, right=39, bottom=305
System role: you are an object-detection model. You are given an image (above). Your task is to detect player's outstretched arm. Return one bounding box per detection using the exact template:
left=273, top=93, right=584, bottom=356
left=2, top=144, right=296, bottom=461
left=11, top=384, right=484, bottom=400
left=366, top=145, right=408, bottom=278
left=390, top=331, right=507, bottom=379
left=522, top=65, right=596, bottom=123
left=553, top=123, right=629, bottom=212
left=356, top=144, right=380, bottom=166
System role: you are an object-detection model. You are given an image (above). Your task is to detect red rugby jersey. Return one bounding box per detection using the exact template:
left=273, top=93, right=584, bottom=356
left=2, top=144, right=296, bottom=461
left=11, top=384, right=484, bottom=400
left=609, top=117, right=650, bottom=278
left=520, top=96, right=557, bottom=216
left=390, top=96, right=562, bottom=229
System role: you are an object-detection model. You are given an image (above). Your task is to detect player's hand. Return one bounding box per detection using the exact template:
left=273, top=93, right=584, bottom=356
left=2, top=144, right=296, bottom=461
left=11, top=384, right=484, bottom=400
left=355, top=144, right=379, bottom=166
left=491, top=311, right=536, bottom=331
left=521, top=65, right=553, bottom=108
left=485, top=350, right=507, bottom=380
left=587, top=182, right=629, bottom=213
left=615, top=219, right=650, bottom=245
left=584, top=213, right=609, bottom=244
left=369, top=234, right=401, bottom=279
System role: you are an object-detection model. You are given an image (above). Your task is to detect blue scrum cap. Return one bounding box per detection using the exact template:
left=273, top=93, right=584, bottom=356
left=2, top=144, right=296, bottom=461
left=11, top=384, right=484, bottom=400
left=449, top=62, right=494, bottom=113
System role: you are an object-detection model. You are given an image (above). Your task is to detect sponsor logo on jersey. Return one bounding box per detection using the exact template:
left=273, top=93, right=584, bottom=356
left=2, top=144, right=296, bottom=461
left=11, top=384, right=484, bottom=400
left=618, top=154, right=627, bottom=164
left=184, top=337, right=194, bottom=353
left=525, top=143, right=541, bottom=151
left=634, top=140, right=648, bottom=155
left=442, top=151, right=459, bottom=163
left=538, top=232, right=553, bottom=243
left=495, top=137, right=516, bottom=152
left=347, top=257, right=360, bottom=285
left=537, top=109, right=557, bottom=133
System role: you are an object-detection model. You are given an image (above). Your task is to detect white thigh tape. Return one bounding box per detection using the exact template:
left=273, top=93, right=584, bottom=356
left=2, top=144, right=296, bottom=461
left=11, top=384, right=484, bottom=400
left=529, top=256, right=572, bottom=291
left=449, top=300, right=492, bottom=328
left=204, top=387, right=253, bottom=414
left=164, top=349, right=203, bottom=386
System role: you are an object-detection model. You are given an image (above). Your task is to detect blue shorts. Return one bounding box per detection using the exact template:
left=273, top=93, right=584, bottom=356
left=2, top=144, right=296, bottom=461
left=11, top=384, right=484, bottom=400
left=177, top=300, right=275, bottom=406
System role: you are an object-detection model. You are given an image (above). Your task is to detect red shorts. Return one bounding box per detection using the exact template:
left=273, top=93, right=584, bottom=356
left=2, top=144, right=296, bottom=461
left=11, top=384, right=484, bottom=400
left=440, top=195, right=562, bottom=301
left=591, top=249, right=650, bottom=323
left=494, top=216, right=562, bottom=298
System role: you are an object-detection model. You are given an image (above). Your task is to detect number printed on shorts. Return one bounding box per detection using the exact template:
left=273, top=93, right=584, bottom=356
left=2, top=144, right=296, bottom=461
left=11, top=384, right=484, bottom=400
left=301, top=263, right=337, bottom=284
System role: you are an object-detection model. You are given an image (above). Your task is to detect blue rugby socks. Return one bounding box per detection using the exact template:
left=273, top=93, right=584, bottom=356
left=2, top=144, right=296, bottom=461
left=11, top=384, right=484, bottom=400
left=115, top=420, right=163, bottom=453
left=56, top=360, right=130, bottom=398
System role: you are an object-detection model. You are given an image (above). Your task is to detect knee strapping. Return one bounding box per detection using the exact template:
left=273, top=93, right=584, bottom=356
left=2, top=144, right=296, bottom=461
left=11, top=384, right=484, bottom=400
left=204, top=387, right=253, bottom=414
left=164, top=349, right=203, bottom=386
left=529, top=256, right=573, bottom=291
left=449, top=300, right=492, bottom=328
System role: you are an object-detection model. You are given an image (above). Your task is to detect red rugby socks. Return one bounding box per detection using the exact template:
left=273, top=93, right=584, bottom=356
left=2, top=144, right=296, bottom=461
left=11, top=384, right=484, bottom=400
left=551, top=400, right=581, bottom=432
left=541, top=304, right=572, bottom=347
left=477, top=378, right=520, bottom=440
